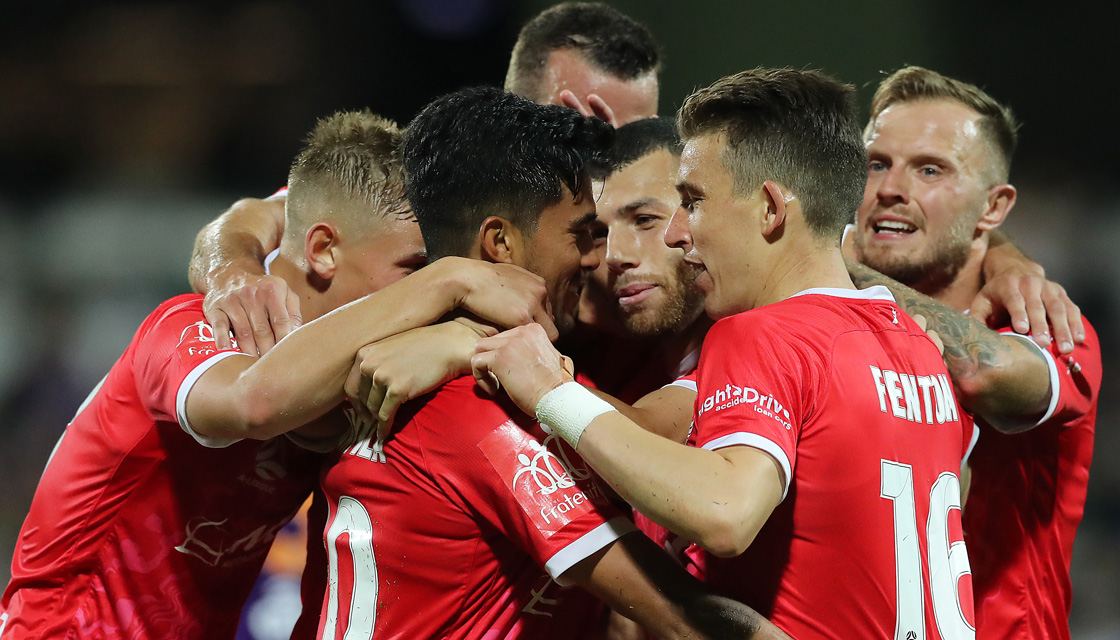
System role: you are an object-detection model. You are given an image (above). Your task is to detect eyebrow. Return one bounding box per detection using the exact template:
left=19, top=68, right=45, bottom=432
left=908, top=153, right=954, bottom=167
left=571, top=211, right=599, bottom=229
left=400, top=250, right=428, bottom=264
left=676, top=180, right=704, bottom=196
left=621, top=197, right=670, bottom=214
left=869, top=149, right=953, bottom=167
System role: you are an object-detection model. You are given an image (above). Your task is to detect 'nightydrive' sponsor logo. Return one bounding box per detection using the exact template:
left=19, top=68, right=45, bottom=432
left=697, top=382, right=792, bottom=429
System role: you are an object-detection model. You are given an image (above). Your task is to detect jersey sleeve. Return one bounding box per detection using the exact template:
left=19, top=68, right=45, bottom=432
left=693, top=314, right=816, bottom=501
left=131, top=297, right=251, bottom=447
left=998, top=318, right=1102, bottom=430
left=415, top=390, right=635, bottom=583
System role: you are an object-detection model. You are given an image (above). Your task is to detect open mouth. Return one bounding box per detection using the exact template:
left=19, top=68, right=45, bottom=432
left=872, top=218, right=918, bottom=236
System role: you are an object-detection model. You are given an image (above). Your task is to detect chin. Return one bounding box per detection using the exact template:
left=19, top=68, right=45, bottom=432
left=554, top=312, right=578, bottom=337
left=704, top=301, right=732, bottom=321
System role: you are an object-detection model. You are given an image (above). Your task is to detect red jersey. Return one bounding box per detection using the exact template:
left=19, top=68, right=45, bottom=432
left=0, top=295, right=321, bottom=640
left=691, top=287, right=976, bottom=640
left=962, top=321, right=1100, bottom=640
left=316, top=376, right=634, bottom=640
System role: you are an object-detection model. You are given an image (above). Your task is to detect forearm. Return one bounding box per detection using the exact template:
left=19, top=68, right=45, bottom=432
left=577, top=411, right=775, bottom=557
left=588, top=385, right=695, bottom=442
left=188, top=197, right=286, bottom=293
left=573, top=534, right=788, bottom=640
left=192, top=263, right=468, bottom=439
left=846, top=258, right=1051, bottom=430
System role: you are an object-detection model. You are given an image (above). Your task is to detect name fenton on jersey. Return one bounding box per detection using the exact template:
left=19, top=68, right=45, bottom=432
left=870, top=365, right=959, bottom=425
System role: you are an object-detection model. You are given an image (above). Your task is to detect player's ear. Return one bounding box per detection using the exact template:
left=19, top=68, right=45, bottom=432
left=978, top=183, right=1016, bottom=232
left=305, top=222, right=341, bottom=284
left=760, top=180, right=790, bottom=239
left=478, top=217, right=522, bottom=265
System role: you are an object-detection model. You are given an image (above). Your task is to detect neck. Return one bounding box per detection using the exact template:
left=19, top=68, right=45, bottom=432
left=753, top=242, right=855, bottom=308
left=269, top=252, right=329, bottom=323
left=912, top=241, right=988, bottom=313
left=665, top=314, right=713, bottom=373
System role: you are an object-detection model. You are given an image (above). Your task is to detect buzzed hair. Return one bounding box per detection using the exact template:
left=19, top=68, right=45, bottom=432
left=589, top=117, right=682, bottom=181
left=678, top=67, right=867, bottom=241
left=285, top=109, right=406, bottom=243
left=870, top=66, right=1020, bottom=182
left=504, top=2, right=661, bottom=102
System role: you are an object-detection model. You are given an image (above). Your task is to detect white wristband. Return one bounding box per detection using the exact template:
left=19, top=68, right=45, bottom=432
left=535, top=382, right=617, bottom=448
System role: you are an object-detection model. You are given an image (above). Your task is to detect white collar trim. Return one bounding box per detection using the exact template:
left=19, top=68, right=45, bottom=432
left=263, top=249, right=280, bottom=275
left=788, top=285, right=895, bottom=302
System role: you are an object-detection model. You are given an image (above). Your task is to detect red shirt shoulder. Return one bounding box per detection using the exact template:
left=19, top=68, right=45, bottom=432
left=964, top=318, right=1100, bottom=640
left=318, top=376, right=633, bottom=639
left=693, top=290, right=975, bottom=640
left=0, top=293, right=319, bottom=640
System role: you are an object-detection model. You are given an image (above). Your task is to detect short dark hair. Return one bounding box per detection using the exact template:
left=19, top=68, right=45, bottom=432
left=403, top=86, right=614, bottom=259
left=286, top=109, right=405, bottom=241
left=505, top=3, right=661, bottom=101
left=590, top=117, right=682, bottom=180
left=678, top=68, right=866, bottom=241
left=871, top=66, right=1019, bottom=182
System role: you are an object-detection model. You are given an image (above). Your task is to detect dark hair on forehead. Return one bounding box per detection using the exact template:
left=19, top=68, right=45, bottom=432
left=871, top=66, right=1020, bottom=182
left=589, top=117, right=682, bottom=181
left=403, top=86, right=614, bottom=260
left=505, top=2, right=661, bottom=101
left=677, top=67, right=867, bottom=241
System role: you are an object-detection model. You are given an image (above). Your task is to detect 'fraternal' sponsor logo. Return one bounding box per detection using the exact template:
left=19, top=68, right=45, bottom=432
left=697, top=382, right=792, bottom=430
left=480, top=420, right=607, bottom=536
left=176, top=320, right=222, bottom=357
left=869, top=366, right=959, bottom=425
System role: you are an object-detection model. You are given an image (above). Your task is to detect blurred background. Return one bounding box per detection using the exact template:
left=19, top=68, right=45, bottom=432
left=0, top=1, right=1115, bottom=637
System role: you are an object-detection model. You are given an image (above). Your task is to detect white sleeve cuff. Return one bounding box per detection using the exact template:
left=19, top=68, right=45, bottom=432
left=176, top=351, right=253, bottom=448
left=963, top=424, right=980, bottom=465
left=701, top=433, right=793, bottom=502
left=1001, top=332, right=1061, bottom=427
left=546, top=517, right=637, bottom=585
left=665, top=378, right=697, bottom=393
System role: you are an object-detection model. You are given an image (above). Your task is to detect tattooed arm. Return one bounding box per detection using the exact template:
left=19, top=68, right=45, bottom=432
left=846, top=259, right=1052, bottom=434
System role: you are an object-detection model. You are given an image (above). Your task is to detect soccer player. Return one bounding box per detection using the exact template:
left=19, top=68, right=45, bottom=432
left=846, top=66, right=1101, bottom=640
left=473, top=68, right=977, bottom=640
left=316, top=86, right=787, bottom=640
left=504, top=2, right=660, bottom=126
left=189, top=2, right=663, bottom=354
left=0, top=110, right=554, bottom=640
left=569, top=118, right=706, bottom=415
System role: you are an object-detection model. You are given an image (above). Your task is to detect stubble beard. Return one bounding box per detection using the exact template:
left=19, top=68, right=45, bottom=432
left=855, top=214, right=975, bottom=294
left=620, top=260, right=707, bottom=338
left=522, top=250, right=579, bottom=337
